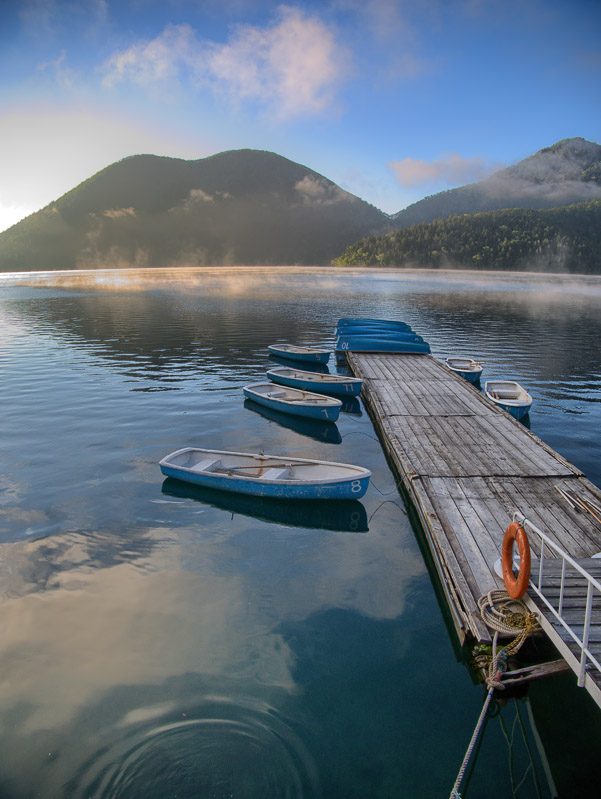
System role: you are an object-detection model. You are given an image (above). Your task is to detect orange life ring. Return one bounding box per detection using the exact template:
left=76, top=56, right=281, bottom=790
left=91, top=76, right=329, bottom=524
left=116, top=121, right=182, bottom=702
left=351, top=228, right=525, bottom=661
left=501, top=522, right=531, bottom=599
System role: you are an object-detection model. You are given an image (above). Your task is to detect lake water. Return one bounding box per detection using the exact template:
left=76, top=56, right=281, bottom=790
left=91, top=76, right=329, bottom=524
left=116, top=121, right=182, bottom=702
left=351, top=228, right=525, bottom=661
left=1, top=266, right=601, bottom=798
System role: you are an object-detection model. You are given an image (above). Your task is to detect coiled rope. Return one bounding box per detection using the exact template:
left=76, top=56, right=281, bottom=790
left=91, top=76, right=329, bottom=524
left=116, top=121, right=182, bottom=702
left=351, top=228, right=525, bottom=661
left=448, top=590, right=541, bottom=798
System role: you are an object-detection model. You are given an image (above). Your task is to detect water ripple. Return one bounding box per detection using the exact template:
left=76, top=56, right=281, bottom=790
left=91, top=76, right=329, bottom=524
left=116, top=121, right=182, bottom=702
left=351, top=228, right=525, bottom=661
left=72, top=697, right=321, bottom=799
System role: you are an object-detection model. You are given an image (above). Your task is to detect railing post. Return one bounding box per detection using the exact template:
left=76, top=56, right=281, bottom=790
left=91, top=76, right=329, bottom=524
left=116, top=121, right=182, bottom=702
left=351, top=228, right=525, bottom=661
left=578, top=583, right=594, bottom=687
left=559, top=560, right=566, bottom=616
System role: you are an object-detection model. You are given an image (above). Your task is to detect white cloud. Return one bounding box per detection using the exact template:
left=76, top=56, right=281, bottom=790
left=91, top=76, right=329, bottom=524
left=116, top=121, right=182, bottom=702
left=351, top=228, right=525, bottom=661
left=101, top=7, right=350, bottom=118
left=37, top=50, right=76, bottom=89
left=102, top=207, right=136, bottom=219
left=101, top=23, right=199, bottom=89
left=207, top=7, right=349, bottom=116
left=295, top=175, right=352, bottom=205
left=389, top=152, right=501, bottom=188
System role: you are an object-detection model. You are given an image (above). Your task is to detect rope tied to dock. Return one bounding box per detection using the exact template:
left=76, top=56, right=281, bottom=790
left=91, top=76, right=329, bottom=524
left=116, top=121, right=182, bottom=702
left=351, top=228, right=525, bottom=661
left=477, top=589, right=541, bottom=690
left=449, top=591, right=541, bottom=798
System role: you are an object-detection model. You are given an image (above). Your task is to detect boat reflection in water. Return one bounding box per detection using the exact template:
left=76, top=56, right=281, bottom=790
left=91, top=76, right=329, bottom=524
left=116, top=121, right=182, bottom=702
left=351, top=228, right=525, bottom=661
left=338, top=396, right=362, bottom=416
left=267, top=353, right=330, bottom=373
left=243, top=398, right=342, bottom=444
left=162, top=478, right=369, bottom=533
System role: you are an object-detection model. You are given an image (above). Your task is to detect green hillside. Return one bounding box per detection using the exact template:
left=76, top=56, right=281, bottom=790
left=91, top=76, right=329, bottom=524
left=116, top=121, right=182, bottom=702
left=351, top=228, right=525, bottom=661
left=392, top=138, right=601, bottom=228
left=334, top=201, right=601, bottom=273
left=0, top=149, right=389, bottom=271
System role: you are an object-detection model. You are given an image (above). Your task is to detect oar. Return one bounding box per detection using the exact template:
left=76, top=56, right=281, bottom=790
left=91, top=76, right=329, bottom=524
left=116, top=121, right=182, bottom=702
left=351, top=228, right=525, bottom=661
left=212, top=460, right=313, bottom=474
left=554, top=485, right=579, bottom=511
left=563, top=488, right=601, bottom=525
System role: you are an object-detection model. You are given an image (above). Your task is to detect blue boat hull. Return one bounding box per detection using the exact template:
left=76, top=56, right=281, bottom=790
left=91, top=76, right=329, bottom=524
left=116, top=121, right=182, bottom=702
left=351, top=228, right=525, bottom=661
left=336, top=338, right=431, bottom=354
left=242, top=386, right=341, bottom=421
left=159, top=464, right=370, bottom=499
left=337, top=331, right=424, bottom=344
left=268, top=371, right=362, bottom=396
left=267, top=345, right=330, bottom=364
left=337, top=318, right=412, bottom=330
left=336, top=325, right=414, bottom=336
left=450, top=368, right=482, bottom=384
left=495, top=401, right=532, bottom=420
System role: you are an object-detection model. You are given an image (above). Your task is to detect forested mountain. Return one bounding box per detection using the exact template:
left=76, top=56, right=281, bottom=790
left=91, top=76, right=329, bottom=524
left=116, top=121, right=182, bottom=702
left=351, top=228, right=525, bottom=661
left=334, top=201, right=601, bottom=273
left=0, top=150, right=389, bottom=271
left=392, top=138, right=601, bottom=228
left=1, top=138, right=600, bottom=272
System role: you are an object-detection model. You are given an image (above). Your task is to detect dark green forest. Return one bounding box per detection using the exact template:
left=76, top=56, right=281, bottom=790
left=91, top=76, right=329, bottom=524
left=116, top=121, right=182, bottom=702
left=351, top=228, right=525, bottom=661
left=334, top=201, right=601, bottom=273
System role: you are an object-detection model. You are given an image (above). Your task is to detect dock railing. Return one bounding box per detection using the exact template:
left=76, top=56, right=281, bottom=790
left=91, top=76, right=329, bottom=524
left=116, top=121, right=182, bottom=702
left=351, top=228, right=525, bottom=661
left=513, top=511, right=601, bottom=687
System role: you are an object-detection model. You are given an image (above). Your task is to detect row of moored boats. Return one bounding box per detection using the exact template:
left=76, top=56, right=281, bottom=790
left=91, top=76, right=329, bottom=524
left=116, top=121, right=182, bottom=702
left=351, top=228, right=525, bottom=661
left=160, top=317, right=533, bottom=501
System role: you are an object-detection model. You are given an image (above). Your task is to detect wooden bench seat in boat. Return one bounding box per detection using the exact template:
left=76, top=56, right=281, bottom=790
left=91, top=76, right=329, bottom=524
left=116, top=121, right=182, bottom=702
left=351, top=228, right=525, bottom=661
left=191, top=458, right=221, bottom=472
left=261, top=467, right=289, bottom=480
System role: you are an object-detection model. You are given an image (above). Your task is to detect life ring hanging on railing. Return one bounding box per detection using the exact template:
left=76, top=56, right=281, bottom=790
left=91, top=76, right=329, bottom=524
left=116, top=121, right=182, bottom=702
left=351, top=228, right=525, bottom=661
left=501, top=522, right=531, bottom=599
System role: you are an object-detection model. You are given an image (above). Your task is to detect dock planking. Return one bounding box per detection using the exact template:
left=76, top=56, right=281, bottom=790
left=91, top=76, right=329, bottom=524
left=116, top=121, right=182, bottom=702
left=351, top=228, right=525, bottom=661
left=347, top=352, right=601, bottom=655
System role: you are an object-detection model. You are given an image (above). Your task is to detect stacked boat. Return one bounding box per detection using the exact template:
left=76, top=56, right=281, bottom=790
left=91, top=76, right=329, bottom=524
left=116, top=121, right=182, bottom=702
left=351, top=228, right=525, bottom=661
left=335, top=317, right=431, bottom=354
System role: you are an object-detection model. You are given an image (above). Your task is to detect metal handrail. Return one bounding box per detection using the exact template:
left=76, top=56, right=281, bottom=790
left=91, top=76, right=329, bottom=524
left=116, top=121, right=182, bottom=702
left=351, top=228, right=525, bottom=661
left=513, top=511, right=601, bottom=687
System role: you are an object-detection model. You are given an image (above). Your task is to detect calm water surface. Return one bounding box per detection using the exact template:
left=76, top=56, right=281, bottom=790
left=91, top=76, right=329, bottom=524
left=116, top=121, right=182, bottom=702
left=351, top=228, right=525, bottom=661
left=1, top=267, right=601, bottom=798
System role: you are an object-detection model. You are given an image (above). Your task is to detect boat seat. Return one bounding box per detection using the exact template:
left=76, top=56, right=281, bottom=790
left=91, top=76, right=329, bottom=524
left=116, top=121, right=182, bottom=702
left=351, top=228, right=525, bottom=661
left=494, top=390, right=519, bottom=400
left=190, top=457, right=220, bottom=473
left=261, top=467, right=289, bottom=480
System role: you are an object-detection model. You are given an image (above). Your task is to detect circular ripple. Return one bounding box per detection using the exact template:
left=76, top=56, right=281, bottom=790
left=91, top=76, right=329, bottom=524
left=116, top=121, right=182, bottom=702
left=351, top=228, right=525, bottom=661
left=75, top=697, right=321, bottom=799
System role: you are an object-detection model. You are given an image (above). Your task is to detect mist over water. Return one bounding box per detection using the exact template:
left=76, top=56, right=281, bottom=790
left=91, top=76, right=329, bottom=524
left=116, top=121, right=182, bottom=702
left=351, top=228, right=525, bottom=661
left=1, top=267, right=601, bottom=797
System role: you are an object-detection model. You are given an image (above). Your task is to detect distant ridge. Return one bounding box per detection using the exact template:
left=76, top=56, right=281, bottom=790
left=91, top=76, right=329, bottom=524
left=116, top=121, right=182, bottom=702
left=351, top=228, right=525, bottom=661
left=1, top=139, right=600, bottom=272
left=392, top=138, right=601, bottom=227
left=0, top=149, right=390, bottom=271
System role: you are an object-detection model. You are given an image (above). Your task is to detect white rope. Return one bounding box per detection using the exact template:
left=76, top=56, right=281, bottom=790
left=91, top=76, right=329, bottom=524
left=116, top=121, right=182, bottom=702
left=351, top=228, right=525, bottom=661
left=449, top=685, right=495, bottom=798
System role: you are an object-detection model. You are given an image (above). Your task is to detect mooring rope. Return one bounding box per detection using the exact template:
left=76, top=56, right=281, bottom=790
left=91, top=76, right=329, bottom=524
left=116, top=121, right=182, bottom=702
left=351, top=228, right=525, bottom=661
left=449, top=683, right=495, bottom=799
left=448, top=590, right=541, bottom=798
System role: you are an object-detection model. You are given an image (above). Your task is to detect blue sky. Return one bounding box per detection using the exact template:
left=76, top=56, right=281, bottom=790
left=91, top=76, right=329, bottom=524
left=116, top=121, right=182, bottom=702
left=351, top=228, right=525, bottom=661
left=1, top=0, right=600, bottom=232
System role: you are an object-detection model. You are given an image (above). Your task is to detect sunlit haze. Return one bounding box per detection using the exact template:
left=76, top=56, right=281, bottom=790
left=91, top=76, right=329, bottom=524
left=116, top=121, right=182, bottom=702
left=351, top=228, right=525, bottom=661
left=1, top=0, right=600, bottom=232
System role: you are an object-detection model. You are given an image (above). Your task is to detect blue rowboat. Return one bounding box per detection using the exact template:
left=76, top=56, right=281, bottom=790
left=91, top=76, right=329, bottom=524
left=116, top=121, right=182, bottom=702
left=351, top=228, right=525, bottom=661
left=266, top=366, right=362, bottom=396
left=267, top=344, right=330, bottom=364
left=337, top=331, right=424, bottom=343
left=336, top=337, right=431, bottom=354
left=242, top=382, right=342, bottom=422
left=337, top=318, right=412, bottom=329
left=336, top=325, right=414, bottom=336
left=484, top=380, right=532, bottom=420
left=159, top=448, right=371, bottom=499
left=445, top=357, right=484, bottom=384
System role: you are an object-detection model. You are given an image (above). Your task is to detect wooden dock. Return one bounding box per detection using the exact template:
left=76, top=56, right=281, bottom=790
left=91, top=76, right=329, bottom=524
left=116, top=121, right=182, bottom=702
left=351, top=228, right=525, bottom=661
left=346, top=352, right=601, bottom=701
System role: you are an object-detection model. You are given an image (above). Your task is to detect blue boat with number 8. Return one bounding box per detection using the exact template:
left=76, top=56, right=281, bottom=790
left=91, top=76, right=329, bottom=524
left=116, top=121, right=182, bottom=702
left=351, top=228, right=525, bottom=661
left=159, top=447, right=371, bottom=499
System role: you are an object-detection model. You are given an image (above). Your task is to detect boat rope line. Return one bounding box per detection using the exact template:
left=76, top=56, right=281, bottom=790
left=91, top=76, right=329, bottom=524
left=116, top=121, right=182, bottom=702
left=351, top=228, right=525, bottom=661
left=449, top=590, right=541, bottom=799
left=449, top=685, right=495, bottom=799
left=368, top=476, right=405, bottom=496
left=367, top=499, right=405, bottom=522
left=341, top=430, right=379, bottom=442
